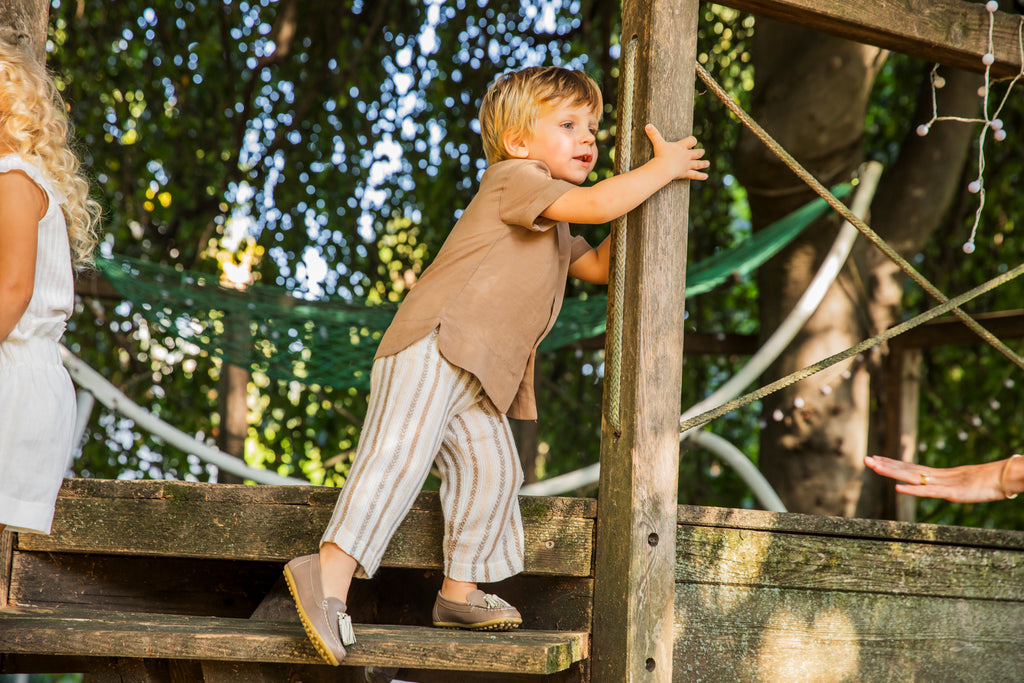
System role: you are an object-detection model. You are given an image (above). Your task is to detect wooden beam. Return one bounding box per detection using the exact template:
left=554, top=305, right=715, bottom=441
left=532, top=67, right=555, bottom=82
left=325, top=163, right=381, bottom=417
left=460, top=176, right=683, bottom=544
left=890, top=308, right=1024, bottom=349
left=593, top=1, right=698, bottom=680
left=22, top=481, right=596, bottom=577
left=0, top=608, right=589, bottom=674
left=716, top=0, right=1024, bottom=78
left=74, top=269, right=121, bottom=300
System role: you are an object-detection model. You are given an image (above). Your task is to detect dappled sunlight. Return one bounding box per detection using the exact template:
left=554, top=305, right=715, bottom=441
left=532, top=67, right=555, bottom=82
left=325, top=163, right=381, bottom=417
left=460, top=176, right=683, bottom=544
left=754, top=607, right=860, bottom=683
left=695, top=528, right=771, bottom=612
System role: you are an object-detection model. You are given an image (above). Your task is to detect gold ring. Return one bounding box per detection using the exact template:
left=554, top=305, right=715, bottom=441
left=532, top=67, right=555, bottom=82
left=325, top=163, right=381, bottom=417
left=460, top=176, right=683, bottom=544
left=920, top=473, right=929, bottom=486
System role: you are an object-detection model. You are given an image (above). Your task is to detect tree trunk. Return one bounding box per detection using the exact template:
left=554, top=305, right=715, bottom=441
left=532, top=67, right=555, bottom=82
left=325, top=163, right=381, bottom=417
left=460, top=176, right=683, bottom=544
left=734, top=20, right=980, bottom=517
left=0, top=0, right=47, bottom=62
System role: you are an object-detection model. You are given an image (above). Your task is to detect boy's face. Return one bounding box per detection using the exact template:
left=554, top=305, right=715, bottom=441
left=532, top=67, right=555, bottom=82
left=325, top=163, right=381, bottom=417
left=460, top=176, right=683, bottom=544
left=506, top=100, right=598, bottom=185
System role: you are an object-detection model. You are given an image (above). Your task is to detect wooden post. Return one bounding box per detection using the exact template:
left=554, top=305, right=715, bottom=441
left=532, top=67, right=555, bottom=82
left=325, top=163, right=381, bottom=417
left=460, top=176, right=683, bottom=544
left=216, top=311, right=251, bottom=485
left=883, top=347, right=922, bottom=522
left=593, top=1, right=699, bottom=680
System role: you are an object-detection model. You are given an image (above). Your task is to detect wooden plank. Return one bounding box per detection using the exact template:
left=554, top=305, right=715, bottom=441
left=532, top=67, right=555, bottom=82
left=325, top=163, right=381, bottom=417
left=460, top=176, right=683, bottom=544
left=0, top=607, right=588, bottom=674
left=676, top=503, right=1024, bottom=549
left=717, top=0, right=1024, bottom=78
left=593, top=1, right=697, bottom=681
left=199, top=661, right=368, bottom=682
left=10, top=553, right=592, bottom=633
left=675, top=525, right=1024, bottom=601
left=674, top=583, right=1024, bottom=681
left=0, top=529, right=12, bottom=608
left=8, top=552, right=280, bottom=617
left=22, top=482, right=594, bottom=577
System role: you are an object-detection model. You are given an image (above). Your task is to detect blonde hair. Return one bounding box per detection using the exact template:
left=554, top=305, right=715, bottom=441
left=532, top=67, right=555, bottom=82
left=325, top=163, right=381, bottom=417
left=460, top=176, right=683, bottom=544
left=0, top=32, right=100, bottom=266
left=479, top=66, right=603, bottom=165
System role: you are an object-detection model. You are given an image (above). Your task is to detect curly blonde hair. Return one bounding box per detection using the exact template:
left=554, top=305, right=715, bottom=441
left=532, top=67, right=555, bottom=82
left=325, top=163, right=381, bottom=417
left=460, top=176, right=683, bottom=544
left=0, top=32, right=100, bottom=266
left=479, top=66, right=603, bottom=165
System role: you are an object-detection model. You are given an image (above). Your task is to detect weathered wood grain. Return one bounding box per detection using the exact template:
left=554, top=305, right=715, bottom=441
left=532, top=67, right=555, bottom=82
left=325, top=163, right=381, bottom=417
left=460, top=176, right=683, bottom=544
left=717, top=0, right=1024, bottom=78
left=593, top=2, right=698, bottom=681
left=8, top=552, right=280, bottom=617
left=0, top=529, right=12, bottom=608
left=677, top=503, right=1024, bottom=549
left=0, top=607, right=588, bottom=674
left=20, top=481, right=594, bottom=577
left=676, top=524, right=1024, bottom=601
left=674, top=582, right=1024, bottom=682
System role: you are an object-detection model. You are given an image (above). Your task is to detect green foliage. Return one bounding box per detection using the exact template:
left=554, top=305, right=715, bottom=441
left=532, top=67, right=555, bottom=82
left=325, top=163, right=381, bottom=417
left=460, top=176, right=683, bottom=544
left=901, top=69, right=1024, bottom=530
left=50, top=0, right=624, bottom=486
left=48, top=0, right=1023, bottom=531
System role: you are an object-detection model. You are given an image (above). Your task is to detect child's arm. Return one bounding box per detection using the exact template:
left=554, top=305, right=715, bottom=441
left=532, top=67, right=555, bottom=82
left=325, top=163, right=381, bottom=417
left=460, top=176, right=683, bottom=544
left=0, top=172, right=45, bottom=343
left=543, top=124, right=709, bottom=226
left=568, top=235, right=611, bottom=284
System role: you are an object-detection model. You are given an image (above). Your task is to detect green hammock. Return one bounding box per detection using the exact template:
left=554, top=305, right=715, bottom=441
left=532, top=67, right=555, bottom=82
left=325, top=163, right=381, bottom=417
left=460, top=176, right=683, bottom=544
left=96, top=183, right=850, bottom=390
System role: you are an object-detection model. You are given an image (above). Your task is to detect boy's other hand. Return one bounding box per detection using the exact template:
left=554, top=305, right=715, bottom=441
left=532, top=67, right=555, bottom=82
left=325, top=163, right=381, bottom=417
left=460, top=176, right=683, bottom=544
left=645, top=124, right=710, bottom=182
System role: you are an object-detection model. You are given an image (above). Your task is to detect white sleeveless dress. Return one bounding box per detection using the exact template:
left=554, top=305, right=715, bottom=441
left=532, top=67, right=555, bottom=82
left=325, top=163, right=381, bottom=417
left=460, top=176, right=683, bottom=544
left=0, top=154, right=77, bottom=535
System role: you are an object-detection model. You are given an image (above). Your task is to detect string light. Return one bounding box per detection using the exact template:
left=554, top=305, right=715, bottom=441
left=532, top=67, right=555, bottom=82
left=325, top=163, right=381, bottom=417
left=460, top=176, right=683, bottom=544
left=915, top=3, right=1024, bottom=254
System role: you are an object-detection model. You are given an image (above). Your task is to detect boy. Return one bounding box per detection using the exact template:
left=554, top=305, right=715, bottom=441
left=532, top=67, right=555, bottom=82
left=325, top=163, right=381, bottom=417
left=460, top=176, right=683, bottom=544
left=284, top=66, right=709, bottom=666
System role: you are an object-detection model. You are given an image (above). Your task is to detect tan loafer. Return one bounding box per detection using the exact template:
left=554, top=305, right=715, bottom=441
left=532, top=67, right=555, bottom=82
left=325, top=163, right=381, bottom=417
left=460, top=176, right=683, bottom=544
left=432, top=589, right=522, bottom=631
left=283, top=554, right=356, bottom=666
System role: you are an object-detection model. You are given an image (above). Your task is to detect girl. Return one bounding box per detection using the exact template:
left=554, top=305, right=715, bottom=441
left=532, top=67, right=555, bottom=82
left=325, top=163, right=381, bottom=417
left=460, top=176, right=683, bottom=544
left=0, top=31, right=100, bottom=536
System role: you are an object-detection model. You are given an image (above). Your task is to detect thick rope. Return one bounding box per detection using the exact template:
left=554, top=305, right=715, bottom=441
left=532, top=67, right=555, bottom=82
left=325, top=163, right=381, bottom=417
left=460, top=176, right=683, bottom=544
left=679, top=261, right=1024, bottom=433
left=694, top=62, right=1024, bottom=373
left=605, top=37, right=638, bottom=435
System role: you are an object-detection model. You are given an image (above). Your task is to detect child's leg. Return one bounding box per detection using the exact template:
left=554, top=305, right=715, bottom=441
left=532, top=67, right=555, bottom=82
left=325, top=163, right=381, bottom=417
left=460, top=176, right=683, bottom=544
left=431, top=398, right=525, bottom=630
left=318, top=330, right=487, bottom=585
left=319, top=542, right=358, bottom=603
left=436, top=396, right=525, bottom=587
left=286, top=331, right=486, bottom=663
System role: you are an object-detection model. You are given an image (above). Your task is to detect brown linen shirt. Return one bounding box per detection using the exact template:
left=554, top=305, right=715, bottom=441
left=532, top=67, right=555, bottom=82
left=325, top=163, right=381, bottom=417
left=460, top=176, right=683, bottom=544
left=375, top=158, right=593, bottom=420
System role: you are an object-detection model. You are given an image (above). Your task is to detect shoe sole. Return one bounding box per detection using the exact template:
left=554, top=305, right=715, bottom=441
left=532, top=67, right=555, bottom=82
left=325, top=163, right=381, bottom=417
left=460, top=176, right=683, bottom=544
left=433, top=618, right=523, bottom=631
left=283, top=565, right=342, bottom=666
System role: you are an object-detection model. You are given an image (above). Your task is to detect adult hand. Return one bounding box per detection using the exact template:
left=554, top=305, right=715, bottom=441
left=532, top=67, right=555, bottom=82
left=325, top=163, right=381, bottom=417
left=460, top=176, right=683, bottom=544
left=864, top=455, right=1016, bottom=504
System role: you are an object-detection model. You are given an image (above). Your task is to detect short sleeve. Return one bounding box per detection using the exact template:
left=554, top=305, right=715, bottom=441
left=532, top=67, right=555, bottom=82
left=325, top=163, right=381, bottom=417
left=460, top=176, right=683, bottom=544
left=568, top=234, right=593, bottom=263
left=0, top=154, right=63, bottom=220
left=498, top=159, right=576, bottom=232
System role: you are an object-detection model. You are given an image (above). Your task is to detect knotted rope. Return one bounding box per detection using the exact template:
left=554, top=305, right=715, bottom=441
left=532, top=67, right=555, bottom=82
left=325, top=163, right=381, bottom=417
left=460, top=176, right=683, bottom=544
left=605, top=36, right=638, bottom=435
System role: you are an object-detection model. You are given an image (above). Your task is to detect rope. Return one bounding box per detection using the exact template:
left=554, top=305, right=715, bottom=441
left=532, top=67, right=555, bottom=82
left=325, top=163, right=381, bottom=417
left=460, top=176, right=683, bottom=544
left=694, top=62, right=1024, bottom=373
left=605, top=36, right=638, bottom=435
left=678, top=261, right=1024, bottom=433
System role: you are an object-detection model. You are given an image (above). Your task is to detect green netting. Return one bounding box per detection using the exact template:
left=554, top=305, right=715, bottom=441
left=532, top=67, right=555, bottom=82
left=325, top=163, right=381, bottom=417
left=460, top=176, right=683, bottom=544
left=96, top=184, right=849, bottom=390
left=685, top=183, right=851, bottom=296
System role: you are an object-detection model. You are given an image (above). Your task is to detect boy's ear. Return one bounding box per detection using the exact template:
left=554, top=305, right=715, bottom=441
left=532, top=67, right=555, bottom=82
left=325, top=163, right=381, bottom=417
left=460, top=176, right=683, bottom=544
left=502, top=128, right=530, bottom=159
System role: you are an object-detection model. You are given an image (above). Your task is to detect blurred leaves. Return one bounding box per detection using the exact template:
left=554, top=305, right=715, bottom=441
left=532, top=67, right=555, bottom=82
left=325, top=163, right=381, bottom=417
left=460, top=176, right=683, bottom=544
left=47, top=1, right=1024, bottom=532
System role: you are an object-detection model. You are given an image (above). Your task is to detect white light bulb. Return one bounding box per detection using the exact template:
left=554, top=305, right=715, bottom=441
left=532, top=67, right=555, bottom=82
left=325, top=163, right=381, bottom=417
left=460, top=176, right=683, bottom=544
left=916, top=124, right=930, bottom=136
left=963, top=240, right=976, bottom=254
left=994, top=129, right=1007, bottom=141
left=968, top=180, right=982, bottom=194
left=983, top=53, right=996, bottom=66
left=987, top=0, right=999, bottom=12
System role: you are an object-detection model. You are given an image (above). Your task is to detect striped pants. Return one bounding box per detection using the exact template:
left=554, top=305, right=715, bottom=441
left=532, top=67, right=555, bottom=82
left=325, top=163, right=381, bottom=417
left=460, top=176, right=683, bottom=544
left=321, top=330, right=525, bottom=583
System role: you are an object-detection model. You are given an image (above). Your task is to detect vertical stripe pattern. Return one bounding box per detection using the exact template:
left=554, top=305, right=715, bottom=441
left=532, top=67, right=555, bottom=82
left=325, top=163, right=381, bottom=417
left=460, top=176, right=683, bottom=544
left=0, top=155, right=77, bottom=535
left=321, top=330, right=525, bottom=582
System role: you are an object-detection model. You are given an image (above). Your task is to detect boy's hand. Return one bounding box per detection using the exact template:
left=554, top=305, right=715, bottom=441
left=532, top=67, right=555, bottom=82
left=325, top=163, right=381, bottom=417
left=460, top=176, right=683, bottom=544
left=645, top=124, right=710, bottom=181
